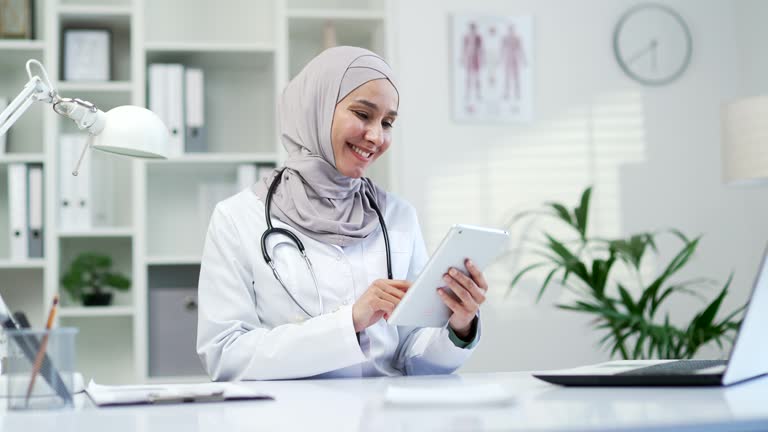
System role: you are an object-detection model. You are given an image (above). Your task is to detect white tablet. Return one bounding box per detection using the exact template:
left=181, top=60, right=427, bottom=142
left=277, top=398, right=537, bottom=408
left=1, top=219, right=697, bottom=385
left=387, top=224, right=509, bottom=328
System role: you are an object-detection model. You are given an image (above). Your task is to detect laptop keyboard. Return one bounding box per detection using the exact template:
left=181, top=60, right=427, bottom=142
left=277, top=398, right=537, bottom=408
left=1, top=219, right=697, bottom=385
left=617, top=360, right=727, bottom=376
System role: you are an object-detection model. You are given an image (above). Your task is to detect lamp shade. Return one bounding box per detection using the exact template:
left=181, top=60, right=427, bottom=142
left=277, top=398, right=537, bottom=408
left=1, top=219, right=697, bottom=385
left=722, top=95, right=768, bottom=185
left=91, top=106, right=169, bottom=159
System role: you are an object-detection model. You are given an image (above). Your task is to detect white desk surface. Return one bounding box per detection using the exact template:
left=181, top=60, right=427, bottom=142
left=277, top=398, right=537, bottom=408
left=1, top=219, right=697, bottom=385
left=4, top=371, right=768, bottom=432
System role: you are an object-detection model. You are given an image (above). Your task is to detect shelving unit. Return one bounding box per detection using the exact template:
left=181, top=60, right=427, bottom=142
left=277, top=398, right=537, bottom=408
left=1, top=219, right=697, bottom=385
left=0, top=0, right=392, bottom=384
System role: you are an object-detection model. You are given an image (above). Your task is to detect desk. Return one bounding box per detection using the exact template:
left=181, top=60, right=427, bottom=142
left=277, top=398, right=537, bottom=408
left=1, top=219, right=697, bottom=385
left=3, top=372, right=768, bottom=431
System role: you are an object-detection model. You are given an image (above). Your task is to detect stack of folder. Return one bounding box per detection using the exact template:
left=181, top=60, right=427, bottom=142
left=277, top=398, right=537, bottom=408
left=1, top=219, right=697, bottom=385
left=8, top=163, right=44, bottom=259
left=148, top=64, right=206, bottom=156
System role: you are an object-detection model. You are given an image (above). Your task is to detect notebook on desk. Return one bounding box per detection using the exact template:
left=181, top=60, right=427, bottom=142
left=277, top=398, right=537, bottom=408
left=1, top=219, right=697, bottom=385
left=535, top=245, right=768, bottom=387
left=86, top=381, right=274, bottom=406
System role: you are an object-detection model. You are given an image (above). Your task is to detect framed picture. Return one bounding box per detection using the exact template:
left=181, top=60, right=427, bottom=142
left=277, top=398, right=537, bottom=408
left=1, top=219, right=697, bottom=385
left=452, top=14, right=534, bottom=123
left=0, top=0, right=33, bottom=39
left=62, top=28, right=111, bottom=81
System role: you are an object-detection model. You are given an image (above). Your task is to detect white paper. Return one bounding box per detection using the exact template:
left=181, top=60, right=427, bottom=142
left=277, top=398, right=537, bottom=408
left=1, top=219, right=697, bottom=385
left=86, top=380, right=268, bottom=406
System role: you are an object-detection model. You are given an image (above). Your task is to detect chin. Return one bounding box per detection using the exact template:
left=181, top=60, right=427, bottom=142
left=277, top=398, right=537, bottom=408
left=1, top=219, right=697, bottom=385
left=339, top=165, right=366, bottom=179
left=344, top=170, right=365, bottom=179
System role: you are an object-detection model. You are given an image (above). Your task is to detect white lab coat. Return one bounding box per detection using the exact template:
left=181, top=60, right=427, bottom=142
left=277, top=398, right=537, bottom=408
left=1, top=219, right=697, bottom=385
left=196, top=188, right=480, bottom=381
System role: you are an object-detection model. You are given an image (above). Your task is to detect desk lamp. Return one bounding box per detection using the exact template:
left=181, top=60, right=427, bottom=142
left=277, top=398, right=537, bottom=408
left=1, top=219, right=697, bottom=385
left=0, top=59, right=168, bottom=174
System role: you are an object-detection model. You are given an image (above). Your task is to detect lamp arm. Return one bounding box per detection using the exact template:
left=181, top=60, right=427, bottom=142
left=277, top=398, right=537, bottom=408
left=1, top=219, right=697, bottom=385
left=0, top=59, right=107, bottom=139
left=53, top=98, right=106, bottom=135
left=0, top=76, right=51, bottom=137
left=0, top=58, right=167, bottom=163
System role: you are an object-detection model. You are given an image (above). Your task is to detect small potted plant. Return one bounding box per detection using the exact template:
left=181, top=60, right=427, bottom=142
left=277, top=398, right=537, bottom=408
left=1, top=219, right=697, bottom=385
left=61, top=252, right=131, bottom=306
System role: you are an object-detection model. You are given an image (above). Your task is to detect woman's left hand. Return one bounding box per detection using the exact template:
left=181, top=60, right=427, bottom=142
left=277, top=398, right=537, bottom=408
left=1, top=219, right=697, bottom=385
left=438, top=259, right=487, bottom=339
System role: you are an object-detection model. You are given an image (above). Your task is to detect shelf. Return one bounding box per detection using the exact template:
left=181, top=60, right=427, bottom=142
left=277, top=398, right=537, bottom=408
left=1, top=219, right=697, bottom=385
left=0, top=41, right=45, bottom=67
left=0, top=259, right=45, bottom=269
left=145, top=43, right=274, bottom=70
left=289, top=16, right=385, bottom=40
left=286, top=9, right=385, bottom=20
left=58, top=227, right=134, bottom=238
left=286, top=0, right=386, bottom=11
left=146, top=153, right=279, bottom=165
left=145, top=41, right=274, bottom=53
left=56, top=81, right=133, bottom=93
left=146, top=256, right=201, bottom=266
left=59, top=305, right=134, bottom=317
left=0, top=154, right=45, bottom=164
left=58, top=4, right=133, bottom=19
left=0, top=40, right=45, bottom=51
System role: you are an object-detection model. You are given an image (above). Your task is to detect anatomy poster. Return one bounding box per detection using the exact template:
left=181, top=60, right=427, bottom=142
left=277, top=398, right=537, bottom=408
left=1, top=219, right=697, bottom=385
left=453, top=14, right=533, bottom=123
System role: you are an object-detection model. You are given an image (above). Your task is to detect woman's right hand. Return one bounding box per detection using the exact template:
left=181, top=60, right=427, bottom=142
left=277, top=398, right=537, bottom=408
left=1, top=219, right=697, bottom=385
left=352, top=279, right=410, bottom=332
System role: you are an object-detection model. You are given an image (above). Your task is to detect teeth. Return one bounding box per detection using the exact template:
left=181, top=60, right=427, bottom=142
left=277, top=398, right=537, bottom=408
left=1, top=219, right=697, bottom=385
left=351, top=144, right=372, bottom=158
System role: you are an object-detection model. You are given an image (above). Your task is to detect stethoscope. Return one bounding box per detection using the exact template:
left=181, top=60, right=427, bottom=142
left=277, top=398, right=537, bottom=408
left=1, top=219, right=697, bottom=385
left=261, top=168, right=392, bottom=317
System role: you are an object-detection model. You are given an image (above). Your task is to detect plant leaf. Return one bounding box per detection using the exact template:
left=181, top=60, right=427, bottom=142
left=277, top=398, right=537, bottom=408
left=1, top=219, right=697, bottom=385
left=544, top=233, right=590, bottom=283
left=617, top=284, right=638, bottom=315
left=574, top=187, right=592, bottom=240
left=507, top=262, right=549, bottom=295
left=546, top=203, right=573, bottom=227
left=535, top=268, right=560, bottom=302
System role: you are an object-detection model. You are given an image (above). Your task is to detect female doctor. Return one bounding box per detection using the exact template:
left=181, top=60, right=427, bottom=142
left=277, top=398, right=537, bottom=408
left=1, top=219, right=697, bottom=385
left=197, top=46, right=487, bottom=381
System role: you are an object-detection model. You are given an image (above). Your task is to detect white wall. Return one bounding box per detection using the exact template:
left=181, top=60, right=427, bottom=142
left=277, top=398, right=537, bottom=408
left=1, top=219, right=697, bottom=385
left=389, top=0, right=768, bottom=372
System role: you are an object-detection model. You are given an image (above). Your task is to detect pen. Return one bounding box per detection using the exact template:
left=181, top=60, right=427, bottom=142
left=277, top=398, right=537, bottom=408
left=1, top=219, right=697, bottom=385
left=25, top=295, right=59, bottom=406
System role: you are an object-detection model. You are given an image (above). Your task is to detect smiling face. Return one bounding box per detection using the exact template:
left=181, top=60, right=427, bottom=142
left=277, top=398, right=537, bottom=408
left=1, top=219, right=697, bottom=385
left=331, top=79, right=399, bottom=178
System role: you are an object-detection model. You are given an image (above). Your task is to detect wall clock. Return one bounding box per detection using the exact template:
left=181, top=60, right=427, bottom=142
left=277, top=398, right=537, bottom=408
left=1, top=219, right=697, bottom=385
left=613, top=3, right=693, bottom=86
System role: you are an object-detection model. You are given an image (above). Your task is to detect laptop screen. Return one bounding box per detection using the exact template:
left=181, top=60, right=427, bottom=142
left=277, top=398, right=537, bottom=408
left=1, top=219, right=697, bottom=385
left=723, top=246, right=768, bottom=385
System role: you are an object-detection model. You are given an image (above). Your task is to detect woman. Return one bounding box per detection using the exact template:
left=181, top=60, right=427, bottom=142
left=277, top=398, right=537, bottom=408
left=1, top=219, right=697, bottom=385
left=197, top=46, right=487, bottom=381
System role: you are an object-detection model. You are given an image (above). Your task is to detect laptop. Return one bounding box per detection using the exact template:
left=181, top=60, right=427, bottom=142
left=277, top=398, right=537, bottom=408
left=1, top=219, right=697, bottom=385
left=534, top=246, right=768, bottom=387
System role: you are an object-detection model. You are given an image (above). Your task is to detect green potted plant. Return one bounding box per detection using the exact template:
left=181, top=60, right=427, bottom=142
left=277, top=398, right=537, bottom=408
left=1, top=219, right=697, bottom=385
left=61, top=252, right=131, bottom=306
left=508, top=187, right=746, bottom=360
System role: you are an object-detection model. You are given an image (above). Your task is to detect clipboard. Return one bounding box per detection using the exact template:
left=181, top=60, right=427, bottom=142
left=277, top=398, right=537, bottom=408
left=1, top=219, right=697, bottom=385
left=85, top=381, right=274, bottom=407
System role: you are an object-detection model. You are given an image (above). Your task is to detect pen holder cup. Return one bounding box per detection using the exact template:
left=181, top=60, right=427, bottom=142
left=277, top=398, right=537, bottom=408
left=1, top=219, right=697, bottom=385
left=6, top=327, right=78, bottom=410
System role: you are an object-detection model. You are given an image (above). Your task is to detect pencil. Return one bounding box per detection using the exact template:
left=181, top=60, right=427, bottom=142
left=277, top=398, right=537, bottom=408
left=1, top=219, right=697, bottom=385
left=25, top=294, right=59, bottom=406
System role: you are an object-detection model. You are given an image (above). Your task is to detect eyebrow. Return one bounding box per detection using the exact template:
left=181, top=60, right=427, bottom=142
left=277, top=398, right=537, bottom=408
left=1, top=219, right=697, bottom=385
left=354, top=99, right=398, bottom=117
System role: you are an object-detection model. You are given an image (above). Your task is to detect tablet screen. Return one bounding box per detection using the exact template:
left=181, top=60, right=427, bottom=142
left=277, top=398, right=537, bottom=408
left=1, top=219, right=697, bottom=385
left=387, top=224, right=509, bottom=327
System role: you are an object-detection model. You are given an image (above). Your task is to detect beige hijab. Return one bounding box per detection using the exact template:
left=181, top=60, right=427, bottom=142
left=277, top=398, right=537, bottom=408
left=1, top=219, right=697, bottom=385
left=253, top=46, right=399, bottom=247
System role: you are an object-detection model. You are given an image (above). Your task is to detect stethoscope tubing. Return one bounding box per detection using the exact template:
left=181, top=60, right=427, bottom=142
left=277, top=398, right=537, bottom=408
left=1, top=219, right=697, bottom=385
left=261, top=168, right=392, bottom=317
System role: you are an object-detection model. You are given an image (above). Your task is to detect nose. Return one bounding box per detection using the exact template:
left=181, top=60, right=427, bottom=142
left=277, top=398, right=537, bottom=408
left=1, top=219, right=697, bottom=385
left=364, top=123, right=383, bottom=147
